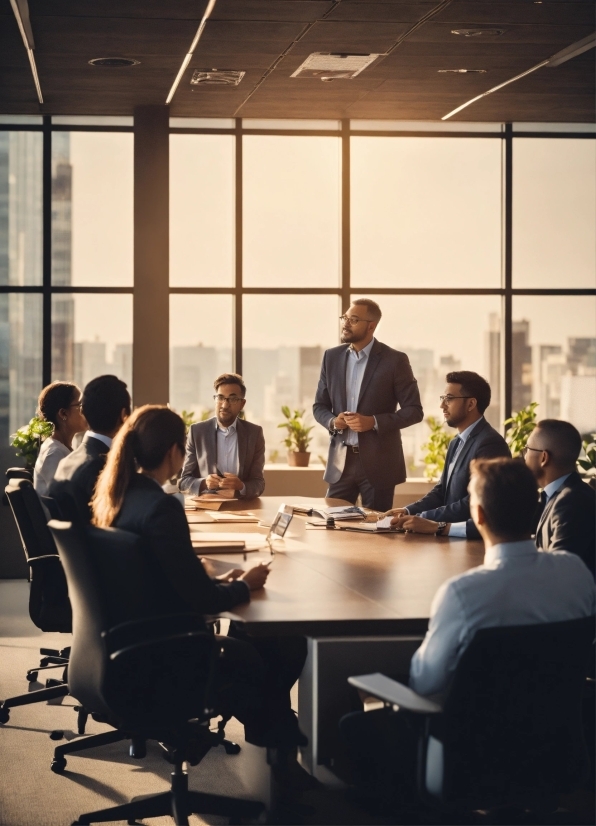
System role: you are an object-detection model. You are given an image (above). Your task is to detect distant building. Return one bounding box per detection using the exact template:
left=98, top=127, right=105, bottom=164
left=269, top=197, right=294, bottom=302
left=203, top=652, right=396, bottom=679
left=512, top=319, right=532, bottom=412
left=170, top=344, right=218, bottom=417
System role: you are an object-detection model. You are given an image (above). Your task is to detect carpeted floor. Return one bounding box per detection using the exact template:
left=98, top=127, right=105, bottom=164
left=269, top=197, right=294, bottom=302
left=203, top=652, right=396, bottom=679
left=0, top=581, right=387, bottom=826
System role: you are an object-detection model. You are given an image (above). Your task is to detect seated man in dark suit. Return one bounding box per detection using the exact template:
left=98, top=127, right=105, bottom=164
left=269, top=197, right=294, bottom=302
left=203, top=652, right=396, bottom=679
left=387, top=371, right=510, bottom=538
left=180, top=373, right=265, bottom=499
left=50, top=375, right=131, bottom=521
left=524, top=418, right=595, bottom=576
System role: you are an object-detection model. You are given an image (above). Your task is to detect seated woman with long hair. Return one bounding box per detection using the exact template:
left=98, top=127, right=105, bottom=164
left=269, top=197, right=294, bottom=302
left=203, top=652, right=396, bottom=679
left=34, top=381, right=87, bottom=496
left=91, top=405, right=307, bottom=761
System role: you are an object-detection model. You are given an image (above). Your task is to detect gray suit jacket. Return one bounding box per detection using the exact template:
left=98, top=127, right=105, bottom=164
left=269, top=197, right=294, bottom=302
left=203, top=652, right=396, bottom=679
left=313, top=340, right=424, bottom=488
left=179, top=417, right=266, bottom=499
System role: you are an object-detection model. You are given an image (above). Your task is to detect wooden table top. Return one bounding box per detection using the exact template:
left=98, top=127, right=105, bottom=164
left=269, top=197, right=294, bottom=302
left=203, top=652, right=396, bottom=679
left=186, top=496, right=485, bottom=637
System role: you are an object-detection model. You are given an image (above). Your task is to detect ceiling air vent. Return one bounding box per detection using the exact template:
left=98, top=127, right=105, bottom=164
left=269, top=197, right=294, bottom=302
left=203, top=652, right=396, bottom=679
left=451, top=29, right=505, bottom=37
left=89, top=57, right=140, bottom=67
left=190, top=70, right=245, bottom=86
left=291, top=53, right=380, bottom=81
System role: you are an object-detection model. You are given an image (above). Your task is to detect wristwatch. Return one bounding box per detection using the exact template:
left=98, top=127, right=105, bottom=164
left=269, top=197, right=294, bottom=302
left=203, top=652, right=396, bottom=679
left=435, top=522, right=448, bottom=537
left=329, top=418, right=344, bottom=436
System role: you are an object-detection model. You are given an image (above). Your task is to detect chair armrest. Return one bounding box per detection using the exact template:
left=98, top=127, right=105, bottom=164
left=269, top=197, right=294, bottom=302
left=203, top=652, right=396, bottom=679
left=348, top=673, right=443, bottom=714
left=28, top=554, right=61, bottom=567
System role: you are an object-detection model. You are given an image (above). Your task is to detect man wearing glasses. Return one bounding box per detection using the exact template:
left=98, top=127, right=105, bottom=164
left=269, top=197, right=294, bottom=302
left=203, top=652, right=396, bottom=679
left=180, top=373, right=265, bottom=499
left=313, top=298, right=423, bottom=512
left=387, top=371, right=510, bottom=537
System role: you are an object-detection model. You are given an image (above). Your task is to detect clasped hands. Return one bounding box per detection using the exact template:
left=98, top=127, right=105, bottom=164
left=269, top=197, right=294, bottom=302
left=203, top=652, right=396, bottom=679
left=201, top=558, right=270, bottom=591
left=383, top=508, right=450, bottom=536
left=334, top=412, right=375, bottom=433
left=205, top=472, right=244, bottom=491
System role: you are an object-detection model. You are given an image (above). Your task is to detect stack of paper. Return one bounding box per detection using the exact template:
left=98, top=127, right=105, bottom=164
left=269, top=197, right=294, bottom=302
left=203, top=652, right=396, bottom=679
left=206, top=511, right=259, bottom=523
left=326, top=506, right=367, bottom=520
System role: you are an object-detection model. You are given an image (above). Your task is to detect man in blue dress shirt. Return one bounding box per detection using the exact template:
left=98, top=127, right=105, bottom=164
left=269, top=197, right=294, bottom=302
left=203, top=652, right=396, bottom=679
left=340, top=457, right=595, bottom=813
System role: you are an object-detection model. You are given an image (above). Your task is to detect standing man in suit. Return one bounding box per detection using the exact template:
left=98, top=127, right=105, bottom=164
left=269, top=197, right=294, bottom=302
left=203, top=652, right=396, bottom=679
left=50, top=374, right=131, bottom=522
left=524, top=418, right=595, bottom=576
left=180, top=373, right=265, bottom=499
left=313, top=298, right=423, bottom=512
left=388, top=371, right=510, bottom=538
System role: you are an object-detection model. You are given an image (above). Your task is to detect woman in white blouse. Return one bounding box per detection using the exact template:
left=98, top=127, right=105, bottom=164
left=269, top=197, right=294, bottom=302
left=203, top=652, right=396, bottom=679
left=33, top=381, right=87, bottom=496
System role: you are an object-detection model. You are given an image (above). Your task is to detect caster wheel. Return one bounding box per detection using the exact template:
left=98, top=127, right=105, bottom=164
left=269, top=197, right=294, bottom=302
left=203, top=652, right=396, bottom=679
left=50, top=756, right=67, bottom=774
left=0, top=706, right=10, bottom=724
left=40, top=657, right=50, bottom=667
left=50, top=730, right=64, bottom=741
left=224, top=741, right=241, bottom=755
left=26, top=672, right=38, bottom=682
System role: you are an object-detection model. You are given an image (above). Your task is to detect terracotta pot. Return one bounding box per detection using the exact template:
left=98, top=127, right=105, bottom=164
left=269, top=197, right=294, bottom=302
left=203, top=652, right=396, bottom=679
left=287, top=451, right=310, bottom=468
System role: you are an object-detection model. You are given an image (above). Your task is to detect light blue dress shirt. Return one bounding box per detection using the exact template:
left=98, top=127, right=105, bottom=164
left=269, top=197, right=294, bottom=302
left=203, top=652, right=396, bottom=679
left=216, top=418, right=246, bottom=497
left=542, top=473, right=572, bottom=502
left=420, top=417, right=483, bottom=538
left=87, top=431, right=113, bottom=449
left=344, top=338, right=377, bottom=446
left=409, top=540, right=596, bottom=697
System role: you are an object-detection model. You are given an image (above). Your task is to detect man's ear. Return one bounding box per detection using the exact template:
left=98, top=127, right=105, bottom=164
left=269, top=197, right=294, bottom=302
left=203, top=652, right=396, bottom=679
left=121, top=408, right=129, bottom=424
left=474, top=503, right=486, bottom=526
left=540, top=450, right=550, bottom=469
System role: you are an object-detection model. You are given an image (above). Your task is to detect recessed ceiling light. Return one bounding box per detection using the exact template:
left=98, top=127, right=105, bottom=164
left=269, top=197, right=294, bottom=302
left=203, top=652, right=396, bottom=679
left=89, top=57, right=140, bottom=67
left=191, top=69, right=245, bottom=86
left=291, top=53, right=381, bottom=80
left=438, top=69, right=487, bottom=74
left=451, top=28, right=505, bottom=37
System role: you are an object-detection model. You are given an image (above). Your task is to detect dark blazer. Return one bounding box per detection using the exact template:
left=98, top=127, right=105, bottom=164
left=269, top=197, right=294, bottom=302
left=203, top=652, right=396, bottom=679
left=407, top=417, right=511, bottom=539
left=50, top=432, right=109, bottom=522
left=114, top=473, right=250, bottom=623
left=179, top=417, right=265, bottom=499
left=313, top=340, right=424, bottom=489
left=535, top=472, right=595, bottom=577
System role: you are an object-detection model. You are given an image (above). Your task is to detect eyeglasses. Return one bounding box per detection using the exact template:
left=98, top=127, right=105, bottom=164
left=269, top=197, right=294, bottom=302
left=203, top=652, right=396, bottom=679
left=339, top=315, right=372, bottom=325
left=213, top=394, right=244, bottom=404
left=70, top=402, right=83, bottom=409
left=521, top=445, right=548, bottom=458
left=439, top=395, right=473, bottom=404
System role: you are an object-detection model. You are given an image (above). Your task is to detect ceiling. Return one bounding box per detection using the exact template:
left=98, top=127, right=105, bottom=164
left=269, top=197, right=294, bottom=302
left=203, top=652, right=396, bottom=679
left=1, top=0, right=594, bottom=121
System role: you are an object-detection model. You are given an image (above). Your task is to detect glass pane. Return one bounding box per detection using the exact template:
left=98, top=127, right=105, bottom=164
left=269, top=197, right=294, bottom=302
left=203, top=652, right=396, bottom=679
left=0, top=294, right=42, bottom=448
left=351, top=121, right=502, bottom=133
left=51, top=294, right=133, bottom=393
left=353, top=295, right=503, bottom=476
left=170, top=135, right=235, bottom=287
left=512, top=296, right=596, bottom=435
left=351, top=137, right=502, bottom=288
left=243, top=295, right=339, bottom=463
left=169, top=294, right=233, bottom=418
left=0, top=131, right=42, bottom=286
left=513, top=139, right=596, bottom=288
left=243, top=120, right=340, bottom=131
left=170, top=118, right=235, bottom=129
left=243, top=136, right=341, bottom=287
left=52, top=116, right=133, bottom=127
left=513, top=124, right=595, bottom=133
left=52, top=132, right=133, bottom=286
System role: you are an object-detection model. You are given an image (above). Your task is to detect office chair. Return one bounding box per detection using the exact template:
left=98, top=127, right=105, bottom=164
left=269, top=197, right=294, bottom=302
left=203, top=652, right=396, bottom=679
left=349, top=617, right=595, bottom=817
left=0, top=479, right=75, bottom=726
left=49, top=519, right=264, bottom=826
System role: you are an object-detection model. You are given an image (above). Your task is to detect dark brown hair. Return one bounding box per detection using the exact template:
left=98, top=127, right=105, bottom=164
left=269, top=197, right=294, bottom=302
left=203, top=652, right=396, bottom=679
left=446, top=371, right=491, bottom=414
left=92, top=405, right=186, bottom=527
left=37, top=381, right=80, bottom=427
left=470, top=457, right=539, bottom=538
left=214, top=373, right=246, bottom=396
left=352, top=298, right=382, bottom=323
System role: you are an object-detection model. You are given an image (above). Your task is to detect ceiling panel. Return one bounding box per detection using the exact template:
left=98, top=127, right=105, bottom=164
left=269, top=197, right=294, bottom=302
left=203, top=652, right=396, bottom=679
left=0, top=0, right=593, bottom=121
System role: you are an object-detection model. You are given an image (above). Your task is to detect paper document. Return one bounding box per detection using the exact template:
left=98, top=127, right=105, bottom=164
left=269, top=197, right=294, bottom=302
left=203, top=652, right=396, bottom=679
left=326, top=506, right=366, bottom=520
left=206, top=511, right=259, bottom=523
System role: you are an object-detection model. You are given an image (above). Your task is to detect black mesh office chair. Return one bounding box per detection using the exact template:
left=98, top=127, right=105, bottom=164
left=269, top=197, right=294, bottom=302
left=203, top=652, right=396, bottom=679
left=349, top=617, right=595, bottom=817
left=0, top=479, right=73, bottom=725
left=49, top=519, right=264, bottom=826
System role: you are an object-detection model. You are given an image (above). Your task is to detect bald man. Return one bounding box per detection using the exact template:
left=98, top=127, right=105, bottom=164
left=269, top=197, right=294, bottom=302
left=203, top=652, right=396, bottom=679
left=524, top=419, right=595, bottom=577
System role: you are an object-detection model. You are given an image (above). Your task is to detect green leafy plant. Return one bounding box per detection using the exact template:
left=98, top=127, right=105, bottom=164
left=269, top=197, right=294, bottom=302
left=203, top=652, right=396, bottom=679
left=577, top=434, right=596, bottom=482
left=10, top=416, right=54, bottom=468
left=278, top=406, right=314, bottom=453
left=419, top=416, right=455, bottom=481
left=180, top=408, right=213, bottom=432
left=504, top=402, right=539, bottom=457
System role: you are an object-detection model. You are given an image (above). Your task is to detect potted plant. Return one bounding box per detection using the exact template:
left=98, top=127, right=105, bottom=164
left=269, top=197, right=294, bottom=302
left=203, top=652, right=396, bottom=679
left=577, top=433, right=596, bottom=489
left=419, top=416, right=455, bottom=481
left=10, top=416, right=54, bottom=470
left=278, top=406, right=313, bottom=467
left=504, top=402, right=539, bottom=457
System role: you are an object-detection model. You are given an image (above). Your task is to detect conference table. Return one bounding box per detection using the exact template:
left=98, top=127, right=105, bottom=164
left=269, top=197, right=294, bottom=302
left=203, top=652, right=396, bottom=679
left=186, top=495, right=484, bottom=778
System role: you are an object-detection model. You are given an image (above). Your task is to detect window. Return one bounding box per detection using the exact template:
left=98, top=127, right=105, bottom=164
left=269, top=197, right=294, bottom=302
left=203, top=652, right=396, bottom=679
left=513, top=139, right=596, bottom=289
left=243, top=136, right=341, bottom=287
left=351, top=137, right=502, bottom=288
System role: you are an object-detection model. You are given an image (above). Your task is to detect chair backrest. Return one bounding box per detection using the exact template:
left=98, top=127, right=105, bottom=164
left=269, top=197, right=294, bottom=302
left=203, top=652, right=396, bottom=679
left=436, top=617, right=595, bottom=802
left=49, top=520, right=217, bottom=729
left=5, top=479, right=71, bottom=632
left=5, top=467, right=33, bottom=483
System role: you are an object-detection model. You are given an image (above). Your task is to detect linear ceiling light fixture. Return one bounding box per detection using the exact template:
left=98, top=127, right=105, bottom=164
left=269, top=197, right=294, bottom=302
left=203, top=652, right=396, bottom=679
left=9, top=0, right=43, bottom=104
left=165, top=0, right=218, bottom=105
left=442, top=32, right=596, bottom=121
